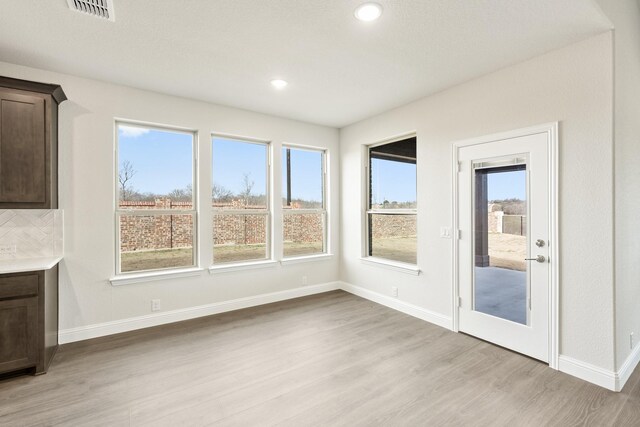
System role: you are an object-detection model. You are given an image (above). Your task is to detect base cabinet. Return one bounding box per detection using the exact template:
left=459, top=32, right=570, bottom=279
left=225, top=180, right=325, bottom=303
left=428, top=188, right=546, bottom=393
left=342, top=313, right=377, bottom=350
left=0, top=267, right=58, bottom=376
left=0, top=297, right=38, bottom=373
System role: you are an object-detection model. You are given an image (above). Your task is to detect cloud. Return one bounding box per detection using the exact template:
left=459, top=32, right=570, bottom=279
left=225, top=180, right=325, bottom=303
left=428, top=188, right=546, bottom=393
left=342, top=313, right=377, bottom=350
left=119, top=125, right=150, bottom=138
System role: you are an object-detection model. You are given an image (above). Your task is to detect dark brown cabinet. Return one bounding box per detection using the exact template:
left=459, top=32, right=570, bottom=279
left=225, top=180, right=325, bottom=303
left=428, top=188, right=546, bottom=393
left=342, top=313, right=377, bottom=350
left=0, top=297, right=38, bottom=373
left=0, top=76, right=66, bottom=209
left=0, top=267, right=58, bottom=376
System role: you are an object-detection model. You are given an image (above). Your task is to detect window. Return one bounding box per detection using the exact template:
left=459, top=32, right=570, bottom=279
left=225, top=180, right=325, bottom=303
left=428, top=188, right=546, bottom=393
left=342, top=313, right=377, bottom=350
left=212, top=136, right=270, bottom=264
left=282, top=146, right=326, bottom=257
left=116, top=122, right=197, bottom=274
left=366, top=136, right=417, bottom=264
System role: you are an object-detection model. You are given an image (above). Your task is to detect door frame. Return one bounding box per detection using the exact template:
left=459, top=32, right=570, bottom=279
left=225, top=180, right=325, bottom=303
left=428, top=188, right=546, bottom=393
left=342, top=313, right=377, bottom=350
left=451, top=122, right=559, bottom=369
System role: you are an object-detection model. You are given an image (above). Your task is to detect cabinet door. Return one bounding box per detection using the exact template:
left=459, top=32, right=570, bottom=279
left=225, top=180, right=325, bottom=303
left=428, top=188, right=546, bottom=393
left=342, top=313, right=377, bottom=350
left=0, top=91, right=46, bottom=204
left=0, top=297, right=38, bottom=373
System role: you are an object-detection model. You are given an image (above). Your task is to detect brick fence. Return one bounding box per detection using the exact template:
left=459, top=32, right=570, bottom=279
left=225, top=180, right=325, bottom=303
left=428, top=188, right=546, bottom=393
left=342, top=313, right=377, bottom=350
left=120, top=198, right=324, bottom=252
left=122, top=199, right=535, bottom=253
left=370, top=214, right=416, bottom=238
left=120, top=198, right=419, bottom=252
left=488, top=203, right=527, bottom=236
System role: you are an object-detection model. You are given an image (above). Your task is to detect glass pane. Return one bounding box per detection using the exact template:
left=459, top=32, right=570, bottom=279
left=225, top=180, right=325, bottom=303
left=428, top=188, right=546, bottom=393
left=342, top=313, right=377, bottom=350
left=119, top=214, right=194, bottom=273
left=213, top=214, right=268, bottom=264
left=283, top=213, right=324, bottom=257
left=369, top=138, right=416, bottom=209
left=281, top=148, right=323, bottom=208
left=473, top=166, right=527, bottom=325
left=368, top=214, right=417, bottom=264
left=118, top=124, right=193, bottom=208
left=212, top=137, right=268, bottom=208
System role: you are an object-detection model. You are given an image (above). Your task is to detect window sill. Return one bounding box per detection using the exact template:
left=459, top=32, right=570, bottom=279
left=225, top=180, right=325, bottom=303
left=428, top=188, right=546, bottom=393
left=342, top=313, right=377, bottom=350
left=359, top=257, right=421, bottom=275
left=208, top=260, right=279, bottom=274
left=110, top=267, right=204, bottom=286
left=280, top=253, right=333, bottom=265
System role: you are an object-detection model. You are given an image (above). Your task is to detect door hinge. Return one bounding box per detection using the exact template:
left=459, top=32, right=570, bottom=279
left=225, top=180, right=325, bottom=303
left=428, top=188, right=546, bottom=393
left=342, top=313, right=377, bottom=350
left=528, top=298, right=531, bottom=310
left=458, top=296, right=462, bottom=307
left=457, top=162, right=462, bottom=172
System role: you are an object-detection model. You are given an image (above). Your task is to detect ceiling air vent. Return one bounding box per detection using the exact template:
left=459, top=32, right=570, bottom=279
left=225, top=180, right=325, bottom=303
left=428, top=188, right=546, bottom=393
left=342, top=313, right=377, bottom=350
left=66, top=0, right=115, bottom=22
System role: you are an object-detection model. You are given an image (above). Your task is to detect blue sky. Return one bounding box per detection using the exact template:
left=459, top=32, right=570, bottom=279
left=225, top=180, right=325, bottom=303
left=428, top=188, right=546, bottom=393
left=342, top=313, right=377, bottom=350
left=118, top=125, right=193, bottom=196
left=118, top=125, right=524, bottom=202
left=488, top=170, right=526, bottom=200
left=119, top=128, right=323, bottom=200
left=281, top=148, right=323, bottom=203
left=370, top=158, right=416, bottom=204
left=212, top=138, right=267, bottom=196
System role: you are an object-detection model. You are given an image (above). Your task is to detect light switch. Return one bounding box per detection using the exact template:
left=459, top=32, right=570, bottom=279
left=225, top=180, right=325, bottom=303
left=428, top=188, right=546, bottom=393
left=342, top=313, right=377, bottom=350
left=440, top=227, right=452, bottom=239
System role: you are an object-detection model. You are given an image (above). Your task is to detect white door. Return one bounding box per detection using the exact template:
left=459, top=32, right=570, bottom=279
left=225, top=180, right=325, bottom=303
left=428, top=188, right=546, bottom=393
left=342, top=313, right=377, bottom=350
left=457, top=132, right=550, bottom=362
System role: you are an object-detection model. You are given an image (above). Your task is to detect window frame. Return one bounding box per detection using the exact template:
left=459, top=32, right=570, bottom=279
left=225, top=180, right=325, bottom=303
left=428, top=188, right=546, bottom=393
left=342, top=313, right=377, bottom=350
left=211, top=133, right=272, bottom=266
left=114, top=120, right=199, bottom=276
left=364, top=134, right=418, bottom=266
left=281, top=144, right=328, bottom=259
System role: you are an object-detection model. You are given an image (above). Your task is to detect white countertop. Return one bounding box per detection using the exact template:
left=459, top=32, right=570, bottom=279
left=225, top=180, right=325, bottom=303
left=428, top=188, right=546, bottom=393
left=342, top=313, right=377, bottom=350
left=0, top=256, right=63, bottom=274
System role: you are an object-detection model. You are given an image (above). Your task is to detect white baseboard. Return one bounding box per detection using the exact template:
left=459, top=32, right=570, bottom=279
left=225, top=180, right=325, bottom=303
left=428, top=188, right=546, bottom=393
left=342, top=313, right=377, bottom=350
left=338, top=281, right=453, bottom=330
left=59, top=282, right=340, bottom=344
left=558, top=344, right=640, bottom=392
left=558, top=355, right=617, bottom=391
left=617, top=343, right=640, bottom=391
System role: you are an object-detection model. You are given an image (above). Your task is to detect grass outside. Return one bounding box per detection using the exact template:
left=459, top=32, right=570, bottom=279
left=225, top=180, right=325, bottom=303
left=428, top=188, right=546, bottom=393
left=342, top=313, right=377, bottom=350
left=120, top=233, right=525, bottom=273
left=121, top=241, right=324, bottom=272
left=488, top=232, right=526, bottom=271
left=213, top=244, right=267, bottom=264
left=370, top=236, right=417, bottom=264
left=368, top=234, right=524, bottom=268
left=283, top=241, right=323, bottom=258
left=121, top=248, right=194, bottom=273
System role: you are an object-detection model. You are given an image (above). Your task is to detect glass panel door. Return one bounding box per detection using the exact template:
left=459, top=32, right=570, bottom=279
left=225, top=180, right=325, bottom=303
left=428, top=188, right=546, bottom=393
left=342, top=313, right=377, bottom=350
left=473, top=161, right=528, bottom=325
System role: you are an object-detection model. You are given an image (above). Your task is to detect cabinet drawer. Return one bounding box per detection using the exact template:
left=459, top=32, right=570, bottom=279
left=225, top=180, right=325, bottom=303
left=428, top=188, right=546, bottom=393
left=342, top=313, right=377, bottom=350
left=0, top=273, right=39, bottom=299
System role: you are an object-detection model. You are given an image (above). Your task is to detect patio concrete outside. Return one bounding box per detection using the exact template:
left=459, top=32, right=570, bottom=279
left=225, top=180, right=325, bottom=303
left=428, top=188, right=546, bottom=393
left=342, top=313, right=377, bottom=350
left=474, top=266, right=527, bottom=325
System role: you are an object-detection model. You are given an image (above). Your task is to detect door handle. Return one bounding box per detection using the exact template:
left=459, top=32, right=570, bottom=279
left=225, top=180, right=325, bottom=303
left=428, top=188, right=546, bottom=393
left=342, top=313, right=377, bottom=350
left=525, top=255, right=546, bottom=263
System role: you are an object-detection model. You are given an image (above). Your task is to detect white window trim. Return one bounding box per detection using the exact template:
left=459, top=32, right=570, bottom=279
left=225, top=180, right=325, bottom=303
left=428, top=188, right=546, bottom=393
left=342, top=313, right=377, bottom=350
left=364, top=133, right=418, bottom=266
left=208, top=259, right=279, bottom=274
left=280, top=253, right=334, bottom=265
left=282, top=145, right=328, bottom=259
left=113, top=120, right=199, bottom=278
left=110, top=267, right=204, bottom=286
left=211, top=135, right=272, bottom=266
left=359, top=257, right=421, bottom=275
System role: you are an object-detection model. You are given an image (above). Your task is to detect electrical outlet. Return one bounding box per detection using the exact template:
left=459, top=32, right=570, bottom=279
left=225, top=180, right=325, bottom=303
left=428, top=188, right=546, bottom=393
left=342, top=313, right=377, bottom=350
left=0, top=245, right=17, bottom=257
left=151, top=299, right=161, bottom=312
left=302, top=276, right=308, bottom=285
left=391, top=286, right=398, bottom=297
left=631, top=332, right=635, bottom=350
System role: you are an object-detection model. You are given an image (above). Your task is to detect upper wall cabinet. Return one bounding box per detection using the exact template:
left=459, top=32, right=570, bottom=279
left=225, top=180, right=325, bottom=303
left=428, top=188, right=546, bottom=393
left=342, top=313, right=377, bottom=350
left=0, top=76, right=66, bottom=209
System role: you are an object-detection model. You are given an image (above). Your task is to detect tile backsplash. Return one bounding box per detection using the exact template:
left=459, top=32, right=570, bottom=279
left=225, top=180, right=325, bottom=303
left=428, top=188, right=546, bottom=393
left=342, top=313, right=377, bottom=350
left=0, top=210, right=63, bottom=259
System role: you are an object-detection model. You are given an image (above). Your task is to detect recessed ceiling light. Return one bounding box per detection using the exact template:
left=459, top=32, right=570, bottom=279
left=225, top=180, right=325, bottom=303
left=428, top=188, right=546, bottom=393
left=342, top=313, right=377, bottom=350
left=354, top=2, right=383, bottom=22
left=270, top=79, right=288, bottom=89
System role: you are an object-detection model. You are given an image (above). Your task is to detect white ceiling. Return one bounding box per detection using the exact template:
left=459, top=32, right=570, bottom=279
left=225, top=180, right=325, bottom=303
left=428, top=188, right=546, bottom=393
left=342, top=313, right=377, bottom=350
left=0, top=1, right=611, bottom=127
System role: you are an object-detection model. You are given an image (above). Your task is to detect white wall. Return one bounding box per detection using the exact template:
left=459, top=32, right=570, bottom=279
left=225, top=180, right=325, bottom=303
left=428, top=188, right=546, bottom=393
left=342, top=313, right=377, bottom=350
left=340, top=33, right=616, bottom=370
left=595, top=0, right=640, bottom=370
left=0, top=61, right=340, bottom=336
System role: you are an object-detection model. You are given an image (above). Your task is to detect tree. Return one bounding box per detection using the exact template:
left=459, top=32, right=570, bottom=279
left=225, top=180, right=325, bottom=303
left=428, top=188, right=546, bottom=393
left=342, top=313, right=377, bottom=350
left=240, top=173, right=254, bottom=206
left=119, top=160, right=137, bottom=201
left=168, top=184, right=192, bottom=201
left=212, top=183, right=233, bottom=203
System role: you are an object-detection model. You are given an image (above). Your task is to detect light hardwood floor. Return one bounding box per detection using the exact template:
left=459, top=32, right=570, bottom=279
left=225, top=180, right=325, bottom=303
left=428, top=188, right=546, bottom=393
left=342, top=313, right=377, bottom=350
left=1, top=290, right=638, bottom=426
